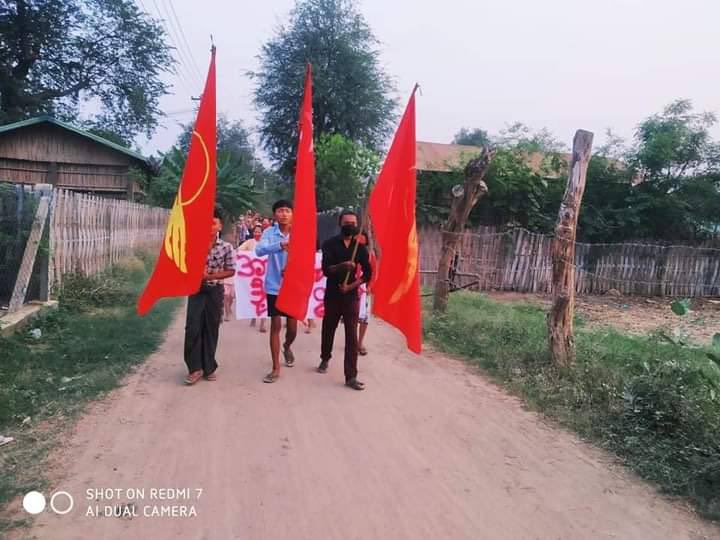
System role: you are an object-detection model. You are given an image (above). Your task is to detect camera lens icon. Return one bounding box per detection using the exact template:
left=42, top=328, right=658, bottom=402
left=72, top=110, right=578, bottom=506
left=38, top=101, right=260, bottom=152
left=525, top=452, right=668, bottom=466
left=23, top=491, right=46, bottom=514
left=23, top=491, right=74, bottom=515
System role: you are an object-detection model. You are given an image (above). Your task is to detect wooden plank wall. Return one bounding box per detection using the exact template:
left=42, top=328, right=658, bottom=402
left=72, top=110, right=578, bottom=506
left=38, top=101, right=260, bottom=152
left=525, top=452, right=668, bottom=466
left=49, top=189, right=168, bottom=289
left=419, top=225, right=720, bottom=297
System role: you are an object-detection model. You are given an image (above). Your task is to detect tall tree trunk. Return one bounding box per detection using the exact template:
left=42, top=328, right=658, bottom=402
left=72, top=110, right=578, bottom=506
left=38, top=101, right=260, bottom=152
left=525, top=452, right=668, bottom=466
left=433, top=148, right=495, bottom=313
left=547, top=130, right=593, bottom=367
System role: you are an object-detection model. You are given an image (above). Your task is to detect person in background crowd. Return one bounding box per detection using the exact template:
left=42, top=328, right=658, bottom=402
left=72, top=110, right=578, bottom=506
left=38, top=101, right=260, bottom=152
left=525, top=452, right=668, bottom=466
left=222, top=231, right=237, bottom=322
left=184, top=209, right=235, bottom=385
left=261, top=217, right=271, bottom=230
left=317, top=210, right=372, bottom=391
left=356, top=231, right=372, bottom=355
left=256, top=200, right=297, bottom=383
left=239, top=225, right=267, bottom=333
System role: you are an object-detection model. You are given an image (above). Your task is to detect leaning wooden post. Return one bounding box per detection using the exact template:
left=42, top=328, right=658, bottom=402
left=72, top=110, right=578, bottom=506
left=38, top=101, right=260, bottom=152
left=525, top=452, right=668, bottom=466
left=433, top=148, right=495, bottom=313
left=547, top=130, right=593, bottom=367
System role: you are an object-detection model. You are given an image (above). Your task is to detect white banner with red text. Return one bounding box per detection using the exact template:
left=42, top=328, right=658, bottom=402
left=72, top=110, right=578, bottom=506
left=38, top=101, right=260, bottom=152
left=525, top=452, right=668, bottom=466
left=233, top=251, right=368, bottom=320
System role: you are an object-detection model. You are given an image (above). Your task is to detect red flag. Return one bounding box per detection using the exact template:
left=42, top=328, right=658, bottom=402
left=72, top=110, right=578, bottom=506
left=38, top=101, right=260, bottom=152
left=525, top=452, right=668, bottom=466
left=137, top=48, right=217, bottom=315
left=276, top=64, right=317, bottom=320
left=368, top=88, right=422, bottom=353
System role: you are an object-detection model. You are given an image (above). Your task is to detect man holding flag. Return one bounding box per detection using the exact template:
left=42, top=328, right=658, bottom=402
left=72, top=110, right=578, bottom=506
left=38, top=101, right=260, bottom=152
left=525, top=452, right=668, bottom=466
left=136, top=47, right=224, bottom=384
left=258, top=63, right=317, bottom=383
left=183, top=210, right=234, bottom=384
left=256, top=199, right=298, bottom=383
left=317, top=210, right=372, bottom=390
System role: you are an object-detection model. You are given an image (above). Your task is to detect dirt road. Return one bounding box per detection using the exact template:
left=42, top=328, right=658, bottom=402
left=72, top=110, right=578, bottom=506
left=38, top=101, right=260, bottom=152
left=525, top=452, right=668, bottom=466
left=12, top=312, right=719, bottom=539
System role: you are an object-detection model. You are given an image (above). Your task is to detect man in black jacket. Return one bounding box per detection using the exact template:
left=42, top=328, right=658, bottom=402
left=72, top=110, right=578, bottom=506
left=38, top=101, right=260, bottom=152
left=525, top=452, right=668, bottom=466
left=317, top=210, right=372, bottom=390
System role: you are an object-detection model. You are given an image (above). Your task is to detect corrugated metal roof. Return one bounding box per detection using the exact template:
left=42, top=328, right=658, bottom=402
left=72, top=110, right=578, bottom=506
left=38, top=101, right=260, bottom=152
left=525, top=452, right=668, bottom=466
left=0, top=116, right=149, bottom=165
left=416, top=141, right=484, bottom=172
left=416, top=141, right=570, bottom=178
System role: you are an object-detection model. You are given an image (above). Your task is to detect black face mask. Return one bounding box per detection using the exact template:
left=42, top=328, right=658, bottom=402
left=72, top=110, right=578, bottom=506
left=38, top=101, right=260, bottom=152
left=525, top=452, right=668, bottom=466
left=341, top=224, right=358, bottom=237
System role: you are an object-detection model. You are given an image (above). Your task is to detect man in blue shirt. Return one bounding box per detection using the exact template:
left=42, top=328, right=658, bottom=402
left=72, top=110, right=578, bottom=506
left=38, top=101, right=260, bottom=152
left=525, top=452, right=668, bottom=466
left=256, top=199, right=298, bottom=383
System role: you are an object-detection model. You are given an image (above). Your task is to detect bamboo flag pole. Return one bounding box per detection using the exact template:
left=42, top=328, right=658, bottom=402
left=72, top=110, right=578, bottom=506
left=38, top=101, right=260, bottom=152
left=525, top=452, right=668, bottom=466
left=343, top=179, right=376, bottom=286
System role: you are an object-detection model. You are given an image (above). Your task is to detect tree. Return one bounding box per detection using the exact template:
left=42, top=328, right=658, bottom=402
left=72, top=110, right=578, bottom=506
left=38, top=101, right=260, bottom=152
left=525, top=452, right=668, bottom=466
left=148, top=147, right=258, bottom=222
left=633, top=99, right=719, bottom=186
left=315, top=133, right=379, bottom=211
left=453, top=127, right=490, bottom=147
left=147, top=118, right=261, bottom=220
left=495, top=122, right=567, bottom=153
left=250, top=0, right=396, bottom=175
left=0, top=0, right=173, bottom=140
left=178, top=116, right=254, bottom=164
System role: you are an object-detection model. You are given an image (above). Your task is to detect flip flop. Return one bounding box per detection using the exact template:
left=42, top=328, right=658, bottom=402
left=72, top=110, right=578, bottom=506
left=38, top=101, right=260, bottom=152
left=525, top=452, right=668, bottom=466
left=283, top=347, right=295, bottom=367
left=205, top=373, right=217, bottom=381
left=184, top=371, right=203, bottom=385
left=358, top=347, right=368, bottom=356
left=263, top=372, right=279, bottom=383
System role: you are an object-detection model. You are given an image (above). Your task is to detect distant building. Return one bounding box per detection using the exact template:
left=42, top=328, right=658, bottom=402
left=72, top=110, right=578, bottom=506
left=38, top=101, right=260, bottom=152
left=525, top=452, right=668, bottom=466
left=416, top=141, right=569, bottom=178
left=0, top=116, right=151, bottom=199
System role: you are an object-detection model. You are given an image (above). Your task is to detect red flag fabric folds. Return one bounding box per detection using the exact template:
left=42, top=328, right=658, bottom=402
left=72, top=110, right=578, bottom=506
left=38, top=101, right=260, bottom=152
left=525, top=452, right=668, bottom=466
left=137, top=49, right=217, bottom=316
left=368, top=89, right=422, bottom=353
left=276, top=64, right=317, bottom=320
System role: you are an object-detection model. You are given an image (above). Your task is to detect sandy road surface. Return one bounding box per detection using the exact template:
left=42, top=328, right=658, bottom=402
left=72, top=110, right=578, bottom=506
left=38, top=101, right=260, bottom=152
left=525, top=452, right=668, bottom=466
left=10, top=312, right=718, bottom=540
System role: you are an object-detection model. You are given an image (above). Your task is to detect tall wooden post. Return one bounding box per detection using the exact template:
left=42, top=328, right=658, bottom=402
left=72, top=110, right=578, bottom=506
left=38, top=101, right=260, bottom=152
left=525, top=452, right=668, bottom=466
left=547, top=130, right=593, bottom=367
left=9, top=185, right=53, bottom=312
left=433, top=148, right=495, bottom=313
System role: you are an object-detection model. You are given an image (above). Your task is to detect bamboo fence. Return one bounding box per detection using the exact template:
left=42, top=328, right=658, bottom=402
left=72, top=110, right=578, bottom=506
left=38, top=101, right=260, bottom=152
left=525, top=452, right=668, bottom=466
left=419, top=226, right=720, bottom=297
left=49, top=189, right=168, bottom=290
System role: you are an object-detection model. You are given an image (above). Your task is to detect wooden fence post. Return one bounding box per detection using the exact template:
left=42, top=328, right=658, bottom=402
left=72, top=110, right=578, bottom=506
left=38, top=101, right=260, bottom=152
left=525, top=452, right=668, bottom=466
left=547, top=130, right=593, bottom=367
left=8, top=186, right=52, bottom=312
left=433, top=148, right=495, bottom=313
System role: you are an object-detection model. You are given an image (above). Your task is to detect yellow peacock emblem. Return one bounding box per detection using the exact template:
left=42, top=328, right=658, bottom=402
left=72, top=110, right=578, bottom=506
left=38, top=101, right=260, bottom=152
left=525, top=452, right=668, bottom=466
left=164, top=131, right=210, bottom=273
left=389, top=221, right=418, bottom=304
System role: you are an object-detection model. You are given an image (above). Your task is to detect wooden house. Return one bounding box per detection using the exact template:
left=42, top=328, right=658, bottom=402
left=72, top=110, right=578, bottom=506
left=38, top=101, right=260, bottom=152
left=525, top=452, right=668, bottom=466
left=0, top=116, right=151, bottom=199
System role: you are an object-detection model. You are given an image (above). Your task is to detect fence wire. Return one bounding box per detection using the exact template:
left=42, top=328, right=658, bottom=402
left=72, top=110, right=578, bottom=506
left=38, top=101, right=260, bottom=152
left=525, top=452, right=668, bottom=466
left=421, top=226, right=720, bottom=297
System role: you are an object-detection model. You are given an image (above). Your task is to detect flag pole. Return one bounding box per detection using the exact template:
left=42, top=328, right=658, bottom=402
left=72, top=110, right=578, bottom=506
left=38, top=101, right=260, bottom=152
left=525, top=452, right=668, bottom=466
left=343, top=178, right=375, bottom=286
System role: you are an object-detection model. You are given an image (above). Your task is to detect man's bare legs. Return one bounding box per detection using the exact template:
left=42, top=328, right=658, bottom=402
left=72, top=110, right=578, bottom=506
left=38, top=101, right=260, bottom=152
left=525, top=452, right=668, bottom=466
left=269, top=317, right=298, bottom=377
left=223, top=293, right=234, bottom=322
left=358, top=320, right=368, bottom=355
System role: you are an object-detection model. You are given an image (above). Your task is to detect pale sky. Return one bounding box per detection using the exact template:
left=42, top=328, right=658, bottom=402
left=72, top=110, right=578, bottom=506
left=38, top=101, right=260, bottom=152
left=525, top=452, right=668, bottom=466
left=136, top=0, right=720, bottom=159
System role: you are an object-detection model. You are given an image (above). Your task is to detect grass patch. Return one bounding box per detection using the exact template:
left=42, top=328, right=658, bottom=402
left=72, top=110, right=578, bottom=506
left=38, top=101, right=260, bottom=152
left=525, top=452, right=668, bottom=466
left=425, top=292, right=720, bottom=521
left=0, top=254, right=180, bottom=531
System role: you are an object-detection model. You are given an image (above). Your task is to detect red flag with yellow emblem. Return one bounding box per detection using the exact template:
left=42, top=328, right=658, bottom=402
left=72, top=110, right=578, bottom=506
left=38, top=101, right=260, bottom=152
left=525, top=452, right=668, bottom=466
left=137, top=48, right=217, bottom=316
left=368, top=88, right=422, bottom=353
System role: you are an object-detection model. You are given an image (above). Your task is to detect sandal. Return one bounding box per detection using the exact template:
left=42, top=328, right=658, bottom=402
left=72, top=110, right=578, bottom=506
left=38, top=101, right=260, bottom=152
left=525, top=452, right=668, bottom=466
left=184, top=371, right=203, bottom=385
left=283, top=346, right=295, bottom=367
left=263, top=372, right=279, bottom=384
left=205, top=373, right=217, bottom=381
left=358, top=347, right=368, bottom=356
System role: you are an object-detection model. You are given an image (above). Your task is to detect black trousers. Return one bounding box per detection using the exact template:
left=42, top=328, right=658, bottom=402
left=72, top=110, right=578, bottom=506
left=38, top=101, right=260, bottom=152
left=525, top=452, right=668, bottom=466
left=321, top=294, right=360, bottom=382
left=184, top=284, right=223, bottom=376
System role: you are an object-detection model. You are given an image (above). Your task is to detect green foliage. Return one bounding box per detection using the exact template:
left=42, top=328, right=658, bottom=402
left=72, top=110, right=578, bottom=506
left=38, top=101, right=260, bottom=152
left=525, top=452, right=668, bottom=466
left=633, top=99, right=719, bottom=183
left=251, top=0, right=396, bottom=175
left=453, top=127, right=490, bottom=146
left=426, top=102, right=720, bottom=243
left=146, top=117, right=261, bottom=220
left=0, top=0, right=174, bottom=140
left=671, top=298, right=691, bottom=316
left=147, top=147, right=258, bottom=222
left=425, top=292, right=720, bottom=520
left=473, top=147, right=557, bottom=230
left=315, top=133, right=379, bottom=211
left=0, top=254, right=179, bottom=516
left=494, top=122, right=567, bottom=153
